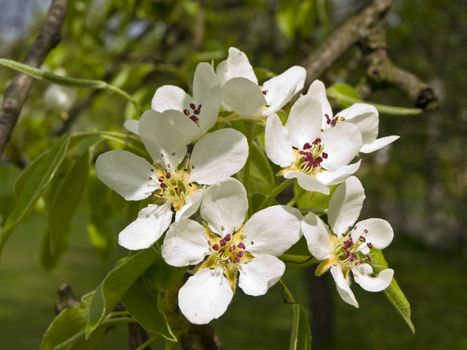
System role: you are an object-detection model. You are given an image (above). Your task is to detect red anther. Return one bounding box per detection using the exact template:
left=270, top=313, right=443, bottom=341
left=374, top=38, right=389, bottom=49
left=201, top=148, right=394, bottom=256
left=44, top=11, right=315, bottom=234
left=364, top=229, right=368, bottom=233
left=160, top=183, right=168, bottom=189
left=316, top=156, right=323, bottom=163
left=229, top=244, right=236, bottom=252
left=190, top=103, right=196, bottom=110
left=359, top=235, right=366, bottom=242
left=190, top=115, right=200, bottom=124
left=261, top=90, right=268, bottom=95
left=343, top=238, right=353, bottom=249
left=344, top=251, right=351, bottom=258
left=158, top=176, right=164, bottom=182
left=325, top=114, right=331, bottom=124
left=238, top=242, right=246, bottom=249
left=220, top=239, right=226, bottom=247
left=313, top=138, right=321, bottom=144
left=194, top=109, right=200, bottom=115
left=224, top=234, right=231, bottom=241
left=303, top=142, right=312, bottom=149
left=234, top=257, right=241, bottom=263
left=165, top=172, right=171, bottom=179
left=367, top=242, right=373, bottom=249
left=299, top=150, right=306, bottom=155
left=331, top=119, right=337, bottom=127
left=212, top=244, right=219, bottom=251
left=322, top=152, right=328, bottom=159
left=237, top=251, right=244, bottom=257
left=183, top=109, right=190, bottom=116
left=349, top=254, right=357, bottom=262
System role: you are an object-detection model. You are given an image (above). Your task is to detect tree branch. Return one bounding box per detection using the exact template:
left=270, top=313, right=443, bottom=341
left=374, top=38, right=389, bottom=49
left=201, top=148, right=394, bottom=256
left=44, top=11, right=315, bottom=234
left=0, top=0, right=68, bottom=155
left=302, top=0, right=393, bottom=85
left=360, top=24, right=438, bottom=110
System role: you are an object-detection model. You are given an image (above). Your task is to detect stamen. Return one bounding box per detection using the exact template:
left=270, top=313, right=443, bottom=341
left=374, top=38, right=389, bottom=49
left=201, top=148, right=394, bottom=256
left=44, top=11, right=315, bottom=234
left=224, top=234, right=231, bottom=241
left=238, top=242, right=246, bottom=249
left=212, top=244, right=219, bottom=251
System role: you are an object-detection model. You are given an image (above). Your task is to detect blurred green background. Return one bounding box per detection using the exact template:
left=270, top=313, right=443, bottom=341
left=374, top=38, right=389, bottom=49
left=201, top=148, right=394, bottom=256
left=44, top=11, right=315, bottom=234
left=0, top=0, right=466, bottom=349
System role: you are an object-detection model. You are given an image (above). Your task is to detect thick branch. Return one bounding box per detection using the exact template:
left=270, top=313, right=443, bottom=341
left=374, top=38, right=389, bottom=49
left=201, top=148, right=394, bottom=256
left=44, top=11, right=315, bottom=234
left=302, top=0, right=393, bottom=85
left=361, top=25, right=438, bottom=110
left=0, top=0, right=68, bottom=155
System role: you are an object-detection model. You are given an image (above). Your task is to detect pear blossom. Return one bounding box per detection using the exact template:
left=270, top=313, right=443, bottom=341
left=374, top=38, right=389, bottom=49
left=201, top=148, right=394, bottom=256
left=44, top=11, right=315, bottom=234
left=307, top=80, right=399, bottom=153
left=301, top=176, right=394, bottom=307
left=96, top=110, right=248, bottom=250
left=124, top=62, right=221, bottom=143
left=265, top=94, right=363, bottom=195
left=216, top=47, right=306, bottom=119
left=162, top=178, right=302, bottom=324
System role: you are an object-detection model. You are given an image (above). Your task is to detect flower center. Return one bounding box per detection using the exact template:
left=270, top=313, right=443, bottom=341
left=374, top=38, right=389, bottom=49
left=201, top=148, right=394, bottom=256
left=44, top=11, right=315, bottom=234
left=152, top=168, right=197, bottom=211
left=325, top=113, right=345, bottom=127
left=315, top=226, right=373, bottom=277
left=294, top=138, right=328, bottom=175
left=183, top=103, right=202, bottom=126
left=197, top=227, right=253, bottom=290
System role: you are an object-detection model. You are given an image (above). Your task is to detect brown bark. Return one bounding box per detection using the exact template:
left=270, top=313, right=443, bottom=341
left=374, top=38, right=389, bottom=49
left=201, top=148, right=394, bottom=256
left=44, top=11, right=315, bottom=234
left=0, top=0, right=68, bottom=155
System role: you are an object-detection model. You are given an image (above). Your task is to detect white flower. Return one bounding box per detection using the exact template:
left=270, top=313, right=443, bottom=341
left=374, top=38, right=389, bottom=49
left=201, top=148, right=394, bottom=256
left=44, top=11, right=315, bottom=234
left=216, top=47, right=306, bottom=119
left=265, top=94, right=363, bottom=195
left=96, top=111, right=248, bottom=250
left=307, top=80, right=399, bottom=153
left=125, top=62, right=221, bottom=143
left=161, top=178, right=302, bottom=324
left=301, top=176, right=394, bottom=307
left=44, top=85, right=76, bottom=112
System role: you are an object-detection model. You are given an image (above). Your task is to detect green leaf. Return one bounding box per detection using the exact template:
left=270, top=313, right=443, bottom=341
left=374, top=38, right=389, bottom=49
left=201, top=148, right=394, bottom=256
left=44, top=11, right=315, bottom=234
left=370, top=249, right=415, bottom=333
left=0, top=165, right=21, bottom=219
left=0, top=135, right=70, bottom=256
left=86, top=248, right=159, bottom=336
left=122, top=276, right=175, bottom=339
left=0, top=58, right=140, bottom=110
left=327, top=84, right=423, bottom=116
left=46, top=151, right=90, bottom=265
left=289, top=304, right=312, bottom=350
left=144, top=259, right=186, bottom=292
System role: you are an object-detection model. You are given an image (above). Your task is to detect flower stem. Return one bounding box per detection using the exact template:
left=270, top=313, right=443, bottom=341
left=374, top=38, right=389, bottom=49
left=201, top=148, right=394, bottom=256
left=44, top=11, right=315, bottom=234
left=258, top=178, right=293, bottom=210
left=279, top=254, right=319, bottom=267
left=135, top=333, right=159, bottom=350
left=287, top=187, right=306, bottom=207
left=279, top=280, right=296, bottom=304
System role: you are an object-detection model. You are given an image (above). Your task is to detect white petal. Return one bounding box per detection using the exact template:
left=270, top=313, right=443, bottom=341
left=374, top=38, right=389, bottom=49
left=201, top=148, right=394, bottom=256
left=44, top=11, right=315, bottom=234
left=315, top=161, right=361, bottom=186
left=352, top=218, right=394, bottom=250
left=216, top=47, right=257, bottom=85
left=175, top=189, right=204, bottom=221
left=238, top=254, right=285, bottom=296
left=151, top=85, right=190, bottom=112
left=163, top=109, right=202, bottom=145
left=190, top=128, right=248, bottom=185
left=336, top=103, right=379, bottom=145
left=243, top=205, right=302, bottom=256
left=200, top=178, right=247, bottom=236
left=265, top=113, right=294, bottom=167
left=162, top=219, right=210, bottom=267
left=283, top=171, right=329, bottom=194
left=301, top=212, right=333, bottom=260
left=178, top=269, right=234, bottom=324
left=285, top=95, right=322, bottom=148
left=124, top=119, right=139, bottom=135
left=330, top=265, right=359, bottom=308
left=221, top=78, right=266, bottom=117
left=118, top=203, right=172, bottom=250
left=360, top=135, right=400, bottom=153
left=138, top=110, right=187, bottom=170
left=263, top=66, right=306, bottom=115
left=352, top=264, right=394, bottom=292
left=95, top=150, right=156, bottom=201
left=193, top=62, right=219, bottom=101
left=307, top=80, right=333, bottom=127
left=328, top=176, right=365, bottom=236
left=321, top=122, right=362, bottom=170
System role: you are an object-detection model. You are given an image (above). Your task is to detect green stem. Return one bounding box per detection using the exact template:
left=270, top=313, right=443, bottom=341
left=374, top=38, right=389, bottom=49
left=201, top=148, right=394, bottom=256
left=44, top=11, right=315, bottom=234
left=279, top=280, right=296, bottom=304
left=258, top=179, right=293, bottom=210
left=287, top=187, right=306, bottom=207
left=279, top=254, right=319, bottom=268
left=135, top=333, right=159, bottom=350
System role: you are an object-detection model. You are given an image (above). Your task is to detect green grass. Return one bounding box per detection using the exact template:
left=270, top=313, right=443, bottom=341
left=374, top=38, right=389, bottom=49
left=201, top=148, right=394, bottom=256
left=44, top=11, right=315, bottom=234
left=0, top=213, right=466, bottom=349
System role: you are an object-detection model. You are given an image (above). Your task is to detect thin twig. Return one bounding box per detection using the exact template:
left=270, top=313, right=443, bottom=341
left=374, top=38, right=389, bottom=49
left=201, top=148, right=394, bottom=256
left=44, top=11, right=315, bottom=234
left=0, top=0, right=68, bottom=156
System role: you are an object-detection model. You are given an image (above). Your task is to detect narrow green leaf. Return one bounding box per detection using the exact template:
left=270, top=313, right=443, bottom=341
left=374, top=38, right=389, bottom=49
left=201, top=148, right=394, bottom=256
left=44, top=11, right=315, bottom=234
left=0, top=135, right=70, bottom=256
left=370, top=249, right=415, bottom=333
left=289, top=304, right=312, bottom=350
left=47, top=151, right=90, bottom=261
left=327, top=84, right=423, bottom=116
left=122, top=276, right=174, bottom=338
left=86, top=249, right=159, bottom=336
left=0, top=58, right=140, bottom=110
left=0, top=165, right=21, bottom=219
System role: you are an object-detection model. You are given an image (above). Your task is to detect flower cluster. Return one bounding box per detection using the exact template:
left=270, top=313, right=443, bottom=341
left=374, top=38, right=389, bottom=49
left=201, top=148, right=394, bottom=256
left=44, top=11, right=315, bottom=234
left=96, top=47, right=399, bottom=324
